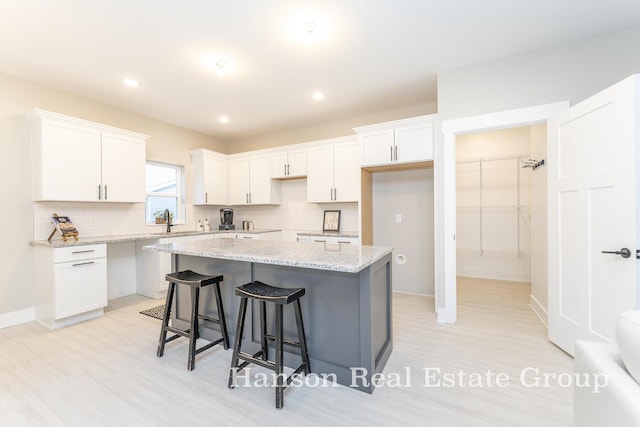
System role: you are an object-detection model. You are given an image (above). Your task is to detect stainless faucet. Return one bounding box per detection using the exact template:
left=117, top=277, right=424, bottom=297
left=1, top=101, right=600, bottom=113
left=164, top=209, right=174, bottom=233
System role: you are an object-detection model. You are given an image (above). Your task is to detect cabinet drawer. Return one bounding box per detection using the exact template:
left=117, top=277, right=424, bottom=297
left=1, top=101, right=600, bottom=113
left=54, top=244, right=107, bottom=263
left=54, top=257, right=107, bottom=319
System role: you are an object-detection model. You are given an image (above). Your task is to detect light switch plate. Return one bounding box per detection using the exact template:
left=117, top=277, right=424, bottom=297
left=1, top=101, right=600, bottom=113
left=395, top=214, right=402, bottom=223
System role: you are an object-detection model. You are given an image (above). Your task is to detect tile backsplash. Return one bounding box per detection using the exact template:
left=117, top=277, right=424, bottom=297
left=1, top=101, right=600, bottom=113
left=33, top=179, right=358, bottom=241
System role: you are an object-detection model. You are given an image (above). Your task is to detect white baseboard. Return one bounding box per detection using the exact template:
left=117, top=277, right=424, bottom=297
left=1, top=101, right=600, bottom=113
left=529, top=294, right=548, bottom=328
left=0, top=307, right=35, bottom=329
left=456, top=269, right=530, bottom=283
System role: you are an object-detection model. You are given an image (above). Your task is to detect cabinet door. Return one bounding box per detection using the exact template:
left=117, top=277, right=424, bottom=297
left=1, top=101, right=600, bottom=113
left=287, top=149, right=307, bottom=177
left=360, top=129, right=394, bottom=167
left=101, top=132, right=146, bottom=202
left=54, top=257, right=107, bottom=319
left=334, top=141, right=360, bottom=202
left=38, top=119, right=102, bottom=201
left=228, top=157, right=251, bottom=205
left=306, top=145, right=334, bottom=202
left=270, top=152, right=288, bottom=178
left=202, top=152, right=228, bottom=205
left=249, top=154, right=272, bottom=204
left=394, top=123, right=434, bottom=163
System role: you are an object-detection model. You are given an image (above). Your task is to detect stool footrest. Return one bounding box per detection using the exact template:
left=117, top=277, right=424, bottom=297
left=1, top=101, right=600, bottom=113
left=163, top=327, right=191, bottom=340
left=287, top=364, right=307, bottom=386
left=264, top=334, right=302, bottom=349
left=194, top=337, right=225, bottom=355
left=238, top=351, right=276, bottom=371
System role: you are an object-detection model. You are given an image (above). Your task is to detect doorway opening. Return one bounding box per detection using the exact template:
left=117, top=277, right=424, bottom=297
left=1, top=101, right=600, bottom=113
left=454, top=125, right=548, bottom=324
left=437, top=101, right=569, bottom=324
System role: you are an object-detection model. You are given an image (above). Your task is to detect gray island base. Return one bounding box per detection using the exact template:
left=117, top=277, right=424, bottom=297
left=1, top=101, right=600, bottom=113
left=144, top=239, right=393, bottom=393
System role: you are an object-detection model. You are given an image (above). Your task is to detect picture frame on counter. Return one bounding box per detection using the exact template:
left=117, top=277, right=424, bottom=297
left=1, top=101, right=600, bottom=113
left=323, top=210, right=341, bottom=232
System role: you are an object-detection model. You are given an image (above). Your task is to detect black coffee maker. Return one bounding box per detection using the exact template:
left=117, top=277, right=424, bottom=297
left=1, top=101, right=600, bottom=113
left=219, top=208, right=235, bottom=230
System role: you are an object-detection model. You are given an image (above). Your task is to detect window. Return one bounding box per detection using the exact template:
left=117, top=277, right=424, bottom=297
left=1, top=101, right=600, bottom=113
left=146, top=161, right=184, bottom=224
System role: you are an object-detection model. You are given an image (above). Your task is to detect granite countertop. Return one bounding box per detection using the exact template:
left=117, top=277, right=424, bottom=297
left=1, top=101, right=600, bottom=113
left=30, top=229, right=281, bottom=248
left=143, top=238, right=391, bottom=273
left=296, top=231, right=359, bottom=238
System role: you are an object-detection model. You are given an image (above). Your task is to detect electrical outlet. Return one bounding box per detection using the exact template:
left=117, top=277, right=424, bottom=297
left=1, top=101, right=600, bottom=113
left=395, top=214, right=402, bottom=223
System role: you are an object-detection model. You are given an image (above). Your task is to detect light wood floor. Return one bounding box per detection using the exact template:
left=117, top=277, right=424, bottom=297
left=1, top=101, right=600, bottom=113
left=0, top=278, right=572, bottom=426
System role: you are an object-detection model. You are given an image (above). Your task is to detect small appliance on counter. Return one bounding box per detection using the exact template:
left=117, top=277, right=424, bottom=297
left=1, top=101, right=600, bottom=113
left=219, top=208, right=235, bottom=230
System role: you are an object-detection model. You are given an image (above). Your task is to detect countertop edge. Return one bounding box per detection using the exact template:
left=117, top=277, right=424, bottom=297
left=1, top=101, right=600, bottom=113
left=30, top=229, right=282, bottom=248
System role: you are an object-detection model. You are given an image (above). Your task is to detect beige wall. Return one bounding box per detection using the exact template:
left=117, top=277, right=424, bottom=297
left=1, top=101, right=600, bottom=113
left=0, top=72, right=226, bottom=318
left=228, top=102, right=437, bottom=153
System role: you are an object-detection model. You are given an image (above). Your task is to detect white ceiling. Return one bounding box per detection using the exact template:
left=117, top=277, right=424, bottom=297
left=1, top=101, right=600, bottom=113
left=2, top=0, right=640, bottom=142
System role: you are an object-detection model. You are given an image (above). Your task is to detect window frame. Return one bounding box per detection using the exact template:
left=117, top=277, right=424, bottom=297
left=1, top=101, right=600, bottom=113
left=145, top=160, right=185, bottom=225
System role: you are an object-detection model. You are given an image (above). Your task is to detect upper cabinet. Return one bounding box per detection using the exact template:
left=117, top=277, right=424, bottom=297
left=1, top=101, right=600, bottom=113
left=228, top=153, right=280, bottom=205
left=270, top=148, right=307, bottom=179
left=191, top=149, right=228, bottom=205
left=28, top=109, right=148, bottom=202
left=307, top=137, right=360, bottom=203
left=355, top=115, right=436, bottom=168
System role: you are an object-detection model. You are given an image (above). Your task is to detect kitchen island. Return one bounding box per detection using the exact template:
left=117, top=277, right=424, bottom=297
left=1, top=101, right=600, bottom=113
left=144, top=238, right=393, bottom=393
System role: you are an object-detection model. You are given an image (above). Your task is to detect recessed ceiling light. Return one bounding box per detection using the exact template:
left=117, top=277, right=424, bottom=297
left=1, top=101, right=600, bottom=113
left=218, top=115, right=230, bottom=124
left=122, top=78, right=140, bottom=88
left=312, top=91, right=325, bottom=101
left=207, top=56, right=233, bottom=76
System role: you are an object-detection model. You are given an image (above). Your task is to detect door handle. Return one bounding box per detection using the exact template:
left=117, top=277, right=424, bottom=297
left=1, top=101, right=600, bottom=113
left=601, top=248, right=631, bottom=258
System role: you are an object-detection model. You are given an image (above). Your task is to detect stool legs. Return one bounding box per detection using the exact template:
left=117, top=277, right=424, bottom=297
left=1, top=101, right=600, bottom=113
left=294, top=299, right=311, bottom=375
left=228, top=292, right=310, bottom=409
left=260, top=301, right=268, bottom=361
left=213, top=281, right=230, bottom=350
left=228, top=297, right=248, bottom=389
left=157, top=281, right=176, bottom=358
left=156, top=273, right=228, bottom=371
left=187, top=286, right=199, bottom=371
left=275, top=304, right=284, bottom=409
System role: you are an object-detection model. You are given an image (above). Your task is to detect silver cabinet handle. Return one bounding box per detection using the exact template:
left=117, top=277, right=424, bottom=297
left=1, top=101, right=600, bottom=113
left=284, top=164, right=287, bottom=176
left=98, top=184, right=101, bottom=200
left=205, top=192, right=208, bottom=203
left=72, top=249, right=95, bottom=254
left=72, top=261, right=95, bottom=267
left=104, top=184, right=108, bottom=200
left=287, top=164, right=290, bottom=175
left=390, top=146, right=393, bottom=161
left=394, top=145, right=398, bottom=161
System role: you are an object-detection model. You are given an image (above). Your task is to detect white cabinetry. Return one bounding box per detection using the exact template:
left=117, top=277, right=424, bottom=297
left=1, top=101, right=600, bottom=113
left=271, top=148, right=307, bottom=178
left=355, top=115, right=435, bottom=168
left=298, top=234, right=358, bottom=244
left=215, top=231, right=282, bottom=240
left=228, top=154, right=280, bottom=205
left=28, top=109, right=148, bottom=202
left=191, top=149, right=228, bottom=205
left=34, top=244, right=108, bottom=329
left=307, top=138, right=360, bottom=203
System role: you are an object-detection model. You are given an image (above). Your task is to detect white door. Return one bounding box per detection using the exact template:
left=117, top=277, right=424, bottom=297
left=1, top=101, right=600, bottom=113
left=548, top=74, right=639, bottom=356
left=287, top=148, right=307, bottom=177
left=395, top=123, right=434, bottom=163
left=333, top=141, right=360, bottom=202
left=361, top=129, right=394, bottom=166
left=101, top=132, right=146, bottom=202
left=307, top=145, right=334, bottom=202
left=248, top=154, right=270, bottom=204
left=228, top=156, right=250, bottom=205
left=202, top=152, right=228, bottom=205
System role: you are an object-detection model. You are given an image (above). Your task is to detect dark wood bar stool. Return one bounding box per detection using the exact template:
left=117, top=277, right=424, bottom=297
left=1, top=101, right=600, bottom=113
left=228, top=281, right=310, bottom=409
left=157, top=270, right=229, bottom=371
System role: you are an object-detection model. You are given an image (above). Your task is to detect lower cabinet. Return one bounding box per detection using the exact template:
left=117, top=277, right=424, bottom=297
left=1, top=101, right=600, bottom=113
left=34, top=244, right=108, bottom=329
left=297, top=235, right=358, bottom=244
left=216, top=231, right=282, bottom=240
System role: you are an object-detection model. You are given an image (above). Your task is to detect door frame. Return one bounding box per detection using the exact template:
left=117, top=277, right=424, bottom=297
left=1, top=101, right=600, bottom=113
left=435, top=101, right=569, bottom=324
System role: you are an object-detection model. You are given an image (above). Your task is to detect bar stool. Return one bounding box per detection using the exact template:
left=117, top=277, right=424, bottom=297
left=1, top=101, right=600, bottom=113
left=157, top=270, right=229, bottom=371
left=228, top=281, right=311, bottom=409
